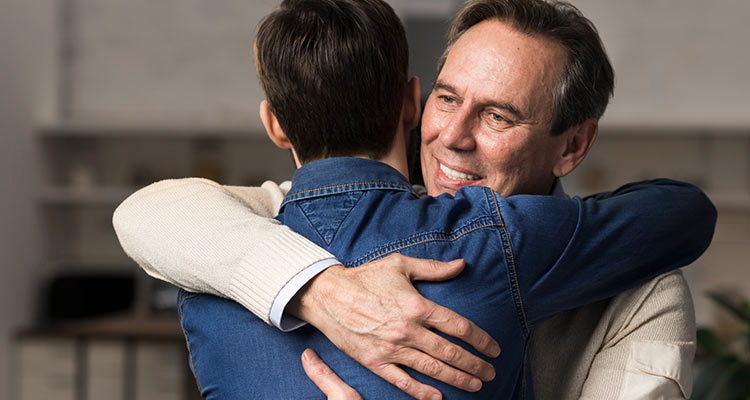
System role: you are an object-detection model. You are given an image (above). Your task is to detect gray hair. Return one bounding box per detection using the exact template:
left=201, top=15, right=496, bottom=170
left=438, top=0, right=615, bottom=135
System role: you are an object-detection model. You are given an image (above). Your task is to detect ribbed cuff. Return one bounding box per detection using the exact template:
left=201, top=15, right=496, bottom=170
left=271, top=258, right=341, bottom=331
left=228, top=229, right=335, bottom=324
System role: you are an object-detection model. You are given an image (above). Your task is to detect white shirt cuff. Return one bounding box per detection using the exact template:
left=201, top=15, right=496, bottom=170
left=269, top=258, right=342, bottom=331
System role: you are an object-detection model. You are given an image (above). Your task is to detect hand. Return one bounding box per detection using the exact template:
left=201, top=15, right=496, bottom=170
left=302, top=348, right=362, bottom=400
left=288, top=254, right=501, bottom=400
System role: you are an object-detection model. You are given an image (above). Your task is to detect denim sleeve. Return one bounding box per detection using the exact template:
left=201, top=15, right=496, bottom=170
left=496, top=179, right=716, bottom=328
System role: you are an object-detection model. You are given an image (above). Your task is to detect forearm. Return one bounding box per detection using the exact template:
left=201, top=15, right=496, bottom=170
left=576, top=179, right=716, bottom=273
left=515, top=179, right=716, bottom=325
left=113, top=177, right=336, bottom=324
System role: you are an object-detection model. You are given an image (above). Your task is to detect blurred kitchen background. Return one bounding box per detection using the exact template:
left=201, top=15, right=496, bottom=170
left=1, top=0, right=748, bottom=399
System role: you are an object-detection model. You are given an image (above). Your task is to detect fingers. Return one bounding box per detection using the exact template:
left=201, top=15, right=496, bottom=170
left=302, top=349, right=362, bottom=400
left=424, top=304, right=501, bottom=359
left=298, top=254, right=499, bottom=398
left=381, top=254, right=465, bottom=282
left=395, top=346, right=485, bottom=393
left=404, top=328, right=496, bottom=383
left=305, top=347, right=447, bottom=400
left=371, top=254, right=500, bottom=359
left=374, top=363, right=443, bottom=400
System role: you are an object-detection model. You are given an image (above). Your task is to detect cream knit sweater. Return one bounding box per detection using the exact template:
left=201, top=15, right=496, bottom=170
left=113, top=178, right=332, bottom=323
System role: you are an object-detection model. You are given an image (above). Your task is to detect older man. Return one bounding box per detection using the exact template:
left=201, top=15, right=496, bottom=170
left=114, top=0, right=707, bottom=398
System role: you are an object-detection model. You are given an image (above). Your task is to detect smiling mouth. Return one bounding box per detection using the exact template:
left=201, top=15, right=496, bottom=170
left=439, top=162, right=481, bottom=181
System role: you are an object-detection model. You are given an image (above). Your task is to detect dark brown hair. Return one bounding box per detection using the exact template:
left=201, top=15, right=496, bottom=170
left=255, top=0, right=409, bottom=163
left=439, top=0, right=614, bottom=135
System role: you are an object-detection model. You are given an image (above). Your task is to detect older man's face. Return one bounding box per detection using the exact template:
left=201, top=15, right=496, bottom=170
left=420, top=19, right=569, bottom=197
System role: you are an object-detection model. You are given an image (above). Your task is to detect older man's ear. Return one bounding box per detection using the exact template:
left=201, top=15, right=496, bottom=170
left=552, top=118, right=599, bottom=178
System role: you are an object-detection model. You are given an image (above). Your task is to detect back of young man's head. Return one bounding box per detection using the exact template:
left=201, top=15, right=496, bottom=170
left=255, top=0, right=409, bottom=164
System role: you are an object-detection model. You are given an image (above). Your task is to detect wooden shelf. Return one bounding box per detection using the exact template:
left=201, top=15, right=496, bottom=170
left=709, top=193, right=750, bottom=212
left=39, top=186, right=135, bottom=205
left=19, top=314, right=184, bottom=341
left=43, top=259, right=135, bottom=271
left=37, top=121, right=266, bottom=139
left=38, top=121, right=750, bottom=138
left=598, top=124, right=750, bottom=138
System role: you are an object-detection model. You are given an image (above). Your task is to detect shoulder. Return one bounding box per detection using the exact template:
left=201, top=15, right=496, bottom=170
left=332, top=188, right=502, bottom=266
left=609, top=271, right=692, bottom=319
left=601, top=270, right=695, bottom=345
left=380, top=186, right=498, bottom=227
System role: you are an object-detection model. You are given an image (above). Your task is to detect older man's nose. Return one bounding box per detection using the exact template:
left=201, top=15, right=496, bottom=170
left=439, top=113, right=476, bottom=151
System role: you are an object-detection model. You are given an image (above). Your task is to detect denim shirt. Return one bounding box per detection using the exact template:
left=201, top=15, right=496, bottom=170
left=179, top=157, right=715, bottom=399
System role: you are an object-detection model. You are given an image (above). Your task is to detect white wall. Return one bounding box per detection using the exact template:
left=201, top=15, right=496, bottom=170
left=66, top=0, right=276, bottom=129
left=569, top=0, right=750, bottom=128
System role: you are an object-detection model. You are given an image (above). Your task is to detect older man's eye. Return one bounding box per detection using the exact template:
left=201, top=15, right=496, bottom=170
left=438, top=95, right=456, bottom=104
left=483, top=111, right=514, bottom=129
left=485, top=111, right=507, bottom=123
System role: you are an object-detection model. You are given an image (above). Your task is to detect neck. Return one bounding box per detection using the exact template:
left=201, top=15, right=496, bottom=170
left=295, top=129, right=410, bottom=179
left=374, top=128, right=409, bottom=179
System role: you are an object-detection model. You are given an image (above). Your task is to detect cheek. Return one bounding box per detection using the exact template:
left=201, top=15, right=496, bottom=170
left=419, top=109, right=443, bottom=170
left=475, top=135, right=514, bottom=168
left=420, top=141, right=436, bottom=179
left=420, top=110, right=440, bottom=144
left=419, top=141, right=430, bottom=168
left=476, top=134, right=544, bottom=181
left=529, top=139, right=562, bottom=170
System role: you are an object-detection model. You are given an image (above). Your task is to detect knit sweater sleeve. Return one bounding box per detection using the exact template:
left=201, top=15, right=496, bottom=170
left=112, top=177, right=336, bottom=324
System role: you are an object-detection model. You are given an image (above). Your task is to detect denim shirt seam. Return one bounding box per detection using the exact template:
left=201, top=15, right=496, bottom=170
left=347, top=216, right=499, bottom=267
left=290, top=202, right=331, bottom=245
left=283, top=182, right=414, bottom=206
left=324, top=191, right=366, bottom=245
left=486, top=188, right=530, bottom=335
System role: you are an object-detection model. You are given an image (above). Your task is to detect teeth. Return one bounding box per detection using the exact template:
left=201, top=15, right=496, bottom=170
left=440, top=163, right=481, bottom=181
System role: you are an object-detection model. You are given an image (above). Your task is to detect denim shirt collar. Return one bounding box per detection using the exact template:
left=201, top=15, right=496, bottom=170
left=282, top=158, right=568, bottom=207
left=281, top=157, right=417, bottom=207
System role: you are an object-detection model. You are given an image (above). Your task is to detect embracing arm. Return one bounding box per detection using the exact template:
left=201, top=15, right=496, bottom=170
left=505, top=178, right=716, bottom=327
left=113, top=177, right=337, bottom=326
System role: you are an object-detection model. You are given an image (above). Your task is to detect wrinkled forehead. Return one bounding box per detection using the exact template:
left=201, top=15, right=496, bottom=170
left=439, top=20, right=566, bottom=120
